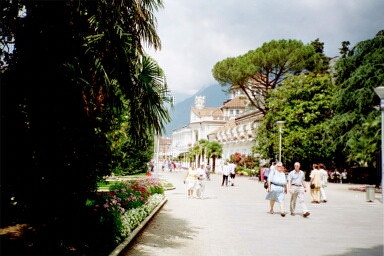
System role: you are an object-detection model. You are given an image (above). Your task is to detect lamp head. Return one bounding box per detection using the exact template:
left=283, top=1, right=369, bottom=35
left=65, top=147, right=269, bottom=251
left=276, top=121, right=285, bottom=128
left=374, top=86, right=384, bottom=99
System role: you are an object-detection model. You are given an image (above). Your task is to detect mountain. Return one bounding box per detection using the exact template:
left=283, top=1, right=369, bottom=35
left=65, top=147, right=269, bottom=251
left=163, top=84, right=229, bottom=136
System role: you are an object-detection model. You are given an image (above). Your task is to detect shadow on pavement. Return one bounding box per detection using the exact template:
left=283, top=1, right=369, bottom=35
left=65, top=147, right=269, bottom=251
left=324, top=245, right=383, bottom=256
left=120, top=208, right=199, bottom=256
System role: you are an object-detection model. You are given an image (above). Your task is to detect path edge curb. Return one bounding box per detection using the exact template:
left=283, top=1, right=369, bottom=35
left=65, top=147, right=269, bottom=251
left=108, top=197, right=168, bottom=256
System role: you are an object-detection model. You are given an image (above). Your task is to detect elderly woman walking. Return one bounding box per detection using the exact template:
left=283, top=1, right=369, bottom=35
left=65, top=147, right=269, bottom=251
left=310, top=164, right=322, bottom=203
left=266, top=162, right=288, bottom=217
left=184, top=166, right=198, bottom=198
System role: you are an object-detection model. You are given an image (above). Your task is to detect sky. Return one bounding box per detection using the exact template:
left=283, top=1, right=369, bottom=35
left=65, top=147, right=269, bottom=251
left=145, top=0, right=384, bottom=103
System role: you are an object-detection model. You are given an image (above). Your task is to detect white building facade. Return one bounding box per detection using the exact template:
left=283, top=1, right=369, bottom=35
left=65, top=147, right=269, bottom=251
left=171, top=92, right=263, bottom=163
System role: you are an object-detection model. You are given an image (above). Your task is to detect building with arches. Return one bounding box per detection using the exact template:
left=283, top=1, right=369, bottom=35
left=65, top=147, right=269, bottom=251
left=171, top=90, right=263, bottom=163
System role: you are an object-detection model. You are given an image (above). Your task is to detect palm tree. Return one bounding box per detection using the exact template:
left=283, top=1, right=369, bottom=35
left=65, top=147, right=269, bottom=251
left=198, top=139, right=209, bottom=165
left=206, top=141, right=223, bottom=173
left=79, top=0, right=171, bottom=146
left=188, top=145, right=200, bottom=168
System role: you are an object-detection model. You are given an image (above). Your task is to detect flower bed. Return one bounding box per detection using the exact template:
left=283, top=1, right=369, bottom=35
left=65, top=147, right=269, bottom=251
left=348, top=185, right=382, bottom=193
left=90, top=177, right=165, bottom=247
left=120, top=193, right=165, bottom=239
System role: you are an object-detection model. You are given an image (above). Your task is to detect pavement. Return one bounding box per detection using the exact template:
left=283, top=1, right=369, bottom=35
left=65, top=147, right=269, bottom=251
left=121, top=170, right=383, bottom=256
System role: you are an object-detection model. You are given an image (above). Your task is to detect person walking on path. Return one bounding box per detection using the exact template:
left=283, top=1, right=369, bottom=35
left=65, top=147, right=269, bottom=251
left=310, top=164, right=322, bottom=203
left=196, top=163, right=207, bottom=199
left=269, top=162, right=276, bottom=175
left=184, top=167, right=198, bottom=198
left=263, top=164, right=270, bottom=182
left=287, top=162, right=310, bottom=217
left=341, top=169, right=348, bottom=184
left=319, top=163, right=328, bottom=203
left=229, top=161, right=237, bottom=186
left=266, top=162, right=287, bottom=217
left=222, top=162, right=230, bottom=186
left=205, top=164, right=211, bottom=181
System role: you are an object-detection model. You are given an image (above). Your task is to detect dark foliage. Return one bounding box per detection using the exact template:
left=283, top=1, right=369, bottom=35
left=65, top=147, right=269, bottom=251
left=1, top=1, right=111, bottom=254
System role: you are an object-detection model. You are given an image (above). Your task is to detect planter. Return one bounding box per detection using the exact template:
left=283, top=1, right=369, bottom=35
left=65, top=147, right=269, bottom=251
left=108, top=196, right=167, bottom=256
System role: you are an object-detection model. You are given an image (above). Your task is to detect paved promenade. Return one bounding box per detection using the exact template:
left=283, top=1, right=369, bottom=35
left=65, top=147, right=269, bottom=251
left=122, top=170, right=383, bottom=256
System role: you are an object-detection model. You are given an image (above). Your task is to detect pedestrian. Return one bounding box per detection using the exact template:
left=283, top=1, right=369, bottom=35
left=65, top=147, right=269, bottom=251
left=260, top=166, right=265, bottom=182
left=310, top=164, right=322, bottom=203
left=184, top=166, right=198, bottom=198
left=263, top=164, right=270, bottom=182
left=319, top=163, right=328, bottom=203
left=148, top=161, right=154, bottom=173
left=205, top=163, right=211, bottom=181
left=167, top=160, right=171, bottom=171
left=269, top=162, right=276, bottom=174
left=222, top=162, right=230, bottom=186
left=229, top=161, right=237, bottom=186
left=170, top=161, right=176, bottom=172
left=265, top=162, right=287, bottom=217
left=287, top=162, right=310, bottom=217
left=341, top=169, right=348, bottom=184
left=196, top=163, right=207, bottom=199
left=331, top=169, right=341, bottom=183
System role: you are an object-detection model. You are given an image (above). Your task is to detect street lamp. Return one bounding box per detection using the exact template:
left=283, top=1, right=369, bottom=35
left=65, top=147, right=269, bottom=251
left=276, top=121, right=285, bottom=163
left=374, top=86, right=384, bottom=203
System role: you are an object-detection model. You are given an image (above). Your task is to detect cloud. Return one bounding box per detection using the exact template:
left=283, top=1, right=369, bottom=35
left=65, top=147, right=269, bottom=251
left=146, top=0, right=384, bottom=103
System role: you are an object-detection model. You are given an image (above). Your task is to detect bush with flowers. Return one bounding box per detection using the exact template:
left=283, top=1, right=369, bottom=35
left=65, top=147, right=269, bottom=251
left=91, top=177, right=165, bottom=245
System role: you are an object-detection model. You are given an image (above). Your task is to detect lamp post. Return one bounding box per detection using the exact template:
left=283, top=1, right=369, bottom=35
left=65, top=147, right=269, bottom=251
left=154, top=134, right=160, bottom=178
left=276, top=121, right=285, bottom=163
left=374, top=86, right=384, bottom=203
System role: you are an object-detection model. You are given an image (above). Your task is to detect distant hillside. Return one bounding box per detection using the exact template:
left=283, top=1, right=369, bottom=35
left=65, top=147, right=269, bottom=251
left=163, top=84, right=228, bottom=136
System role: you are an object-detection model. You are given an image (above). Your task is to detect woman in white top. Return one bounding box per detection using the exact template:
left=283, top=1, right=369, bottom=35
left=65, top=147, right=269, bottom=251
left=265, top=162, right=287, bottom=217
left=184, top=167, right=198, bottom=198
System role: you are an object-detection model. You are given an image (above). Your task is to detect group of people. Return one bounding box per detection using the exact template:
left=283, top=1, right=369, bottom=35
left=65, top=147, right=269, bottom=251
left=183, top=160, right=237, bottom=198
left=183, top=163, right=211, bottom=199
left=221, top=161, right=237, bottom=186
left=265, top=161, right=329, bottom=217
left=329, top=169, right=348, bottom=183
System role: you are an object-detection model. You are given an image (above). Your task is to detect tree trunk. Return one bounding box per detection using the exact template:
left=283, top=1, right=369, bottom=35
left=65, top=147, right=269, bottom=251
left=212, top=156, right=216, bottom=173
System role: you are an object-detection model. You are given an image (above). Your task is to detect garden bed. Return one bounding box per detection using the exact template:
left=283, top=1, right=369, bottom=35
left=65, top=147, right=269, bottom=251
left=348, top=185, right=382, bottom=193
left=108, top=195, right=167, bottom=256
left=1, top=177, right=168, bottom=256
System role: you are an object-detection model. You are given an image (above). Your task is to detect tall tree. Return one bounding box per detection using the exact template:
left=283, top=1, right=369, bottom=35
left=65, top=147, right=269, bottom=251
left=310, top=38, right=330, bottom=72
left=339, top=41, right=351, bottom=58
left=212, top=39, right=323, bottom=114
left=1, top=0, right=170, bottom=253
left=71, top=0, right=171, bottom=144
left=254, top=73, right=336, bottom=169
left=327, top=31, right=384, bottom=168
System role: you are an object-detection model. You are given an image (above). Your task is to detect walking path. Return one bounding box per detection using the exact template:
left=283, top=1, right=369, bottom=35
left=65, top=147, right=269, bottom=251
left=121, top=170, right=383, bottom=256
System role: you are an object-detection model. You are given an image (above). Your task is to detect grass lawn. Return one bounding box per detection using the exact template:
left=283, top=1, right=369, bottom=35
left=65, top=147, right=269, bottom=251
left=97, top=174, right=174, bottom=191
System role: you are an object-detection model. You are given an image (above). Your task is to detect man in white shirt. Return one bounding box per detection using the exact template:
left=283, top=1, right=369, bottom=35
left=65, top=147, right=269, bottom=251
left=222, top=162, right=230, bottom=186
left=229, top=162, right=237, bottom=186
left=319, top=163, right=328, bottom=202
left=287, top=162, right=310, bottom=217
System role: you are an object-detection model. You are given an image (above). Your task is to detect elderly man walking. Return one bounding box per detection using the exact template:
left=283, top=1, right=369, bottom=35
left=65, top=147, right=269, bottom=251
left=287, top=162, right=310, bottom=217
left=222, top=162, right=230, bottom=186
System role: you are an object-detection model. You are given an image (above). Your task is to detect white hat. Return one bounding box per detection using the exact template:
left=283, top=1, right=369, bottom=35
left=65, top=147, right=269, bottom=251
left=276, top=162, right=283, bottom=167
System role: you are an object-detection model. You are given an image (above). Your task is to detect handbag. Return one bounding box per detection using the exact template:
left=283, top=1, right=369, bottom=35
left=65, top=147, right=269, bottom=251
left=264, top=181, right=268, bottom=189
left=310, top=183, right=315, bottom=189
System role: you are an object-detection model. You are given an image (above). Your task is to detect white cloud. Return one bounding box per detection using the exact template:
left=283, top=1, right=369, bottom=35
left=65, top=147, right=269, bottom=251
left=146, top=0, right=384, bottom=103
